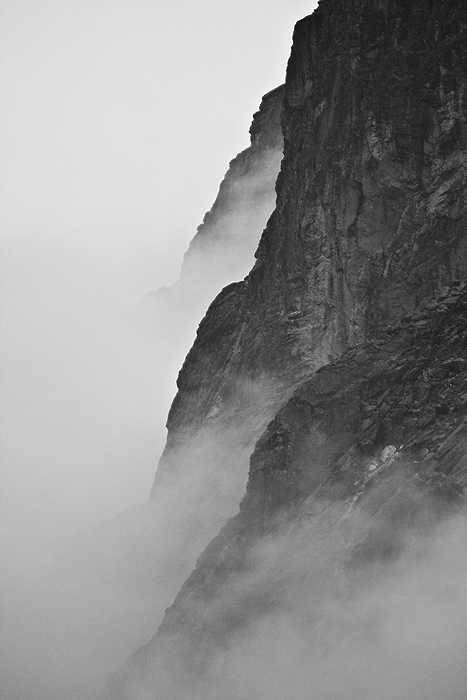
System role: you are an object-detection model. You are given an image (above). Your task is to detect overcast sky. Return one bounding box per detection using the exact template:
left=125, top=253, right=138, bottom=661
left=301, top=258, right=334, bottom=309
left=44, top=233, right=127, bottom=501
left=0, top=0, right=319, bottom=548
left=1, top=0, right=318, bottom=290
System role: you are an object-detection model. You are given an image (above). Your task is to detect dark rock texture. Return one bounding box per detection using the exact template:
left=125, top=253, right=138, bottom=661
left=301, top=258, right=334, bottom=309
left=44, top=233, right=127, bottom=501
left=101, top=282, right=467, bottom=699
left=155, top=0, right=467, bottom=491
left=100, top=0, right=467, bottom=697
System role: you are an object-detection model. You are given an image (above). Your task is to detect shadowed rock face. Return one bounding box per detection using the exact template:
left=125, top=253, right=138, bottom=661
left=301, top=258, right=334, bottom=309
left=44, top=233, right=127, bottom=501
left=157, top=0, right=466, bottom=485
left=101, top=283, right=467, bottom=699
left=100, top=0, right=467, bottom=697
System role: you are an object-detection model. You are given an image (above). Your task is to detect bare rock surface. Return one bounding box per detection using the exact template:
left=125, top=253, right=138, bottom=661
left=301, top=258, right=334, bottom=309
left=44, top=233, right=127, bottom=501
left=101, top=283, right=467, bottom=700
left=156, top=0, right=467, bottom=491
left=99, top=0, right=467, bottom=697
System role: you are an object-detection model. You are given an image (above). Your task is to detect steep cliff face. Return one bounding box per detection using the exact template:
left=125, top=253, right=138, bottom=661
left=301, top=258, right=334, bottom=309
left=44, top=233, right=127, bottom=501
left=156, top=0, right=466, bottom=489
left=101, top=0, right=467, bottom=697
left=254, top=0, right=466, bottom=356
left=102, top=283, right=467, bottom=699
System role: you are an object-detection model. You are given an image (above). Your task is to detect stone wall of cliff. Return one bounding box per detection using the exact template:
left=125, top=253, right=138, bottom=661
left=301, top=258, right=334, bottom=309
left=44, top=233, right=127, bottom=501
left=164, top=280, right=467, bottom=625
left=100, top=0, right=467, bottom=697
left=102, top=284, right=467, bottom=700
left=155, top=0, right=466, bottom=484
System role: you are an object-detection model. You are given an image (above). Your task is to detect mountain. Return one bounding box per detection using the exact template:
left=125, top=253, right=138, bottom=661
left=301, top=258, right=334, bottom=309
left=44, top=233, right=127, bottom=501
left=100, top=0, right=467, bottom=698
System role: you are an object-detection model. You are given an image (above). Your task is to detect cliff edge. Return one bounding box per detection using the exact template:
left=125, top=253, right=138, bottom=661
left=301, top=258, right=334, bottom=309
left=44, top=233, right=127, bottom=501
left=100, top=0, right=467, bottom=697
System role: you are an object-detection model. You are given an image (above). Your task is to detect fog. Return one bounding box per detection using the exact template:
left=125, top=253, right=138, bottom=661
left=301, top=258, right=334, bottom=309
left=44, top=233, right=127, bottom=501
left=0, top=420, right=258, bottom=700
left=0, top=0, right=312, bottom=692
left=0, top=141, right=282, bottom=699
left=0, top=0, right=317, bottom=535
left=0, top=232, right=166, bottom=699
left=10, top=1, right=456, bottom=699
left=219, top=515, right=467, bottom=700
left=126, top=492, right=467, bottom=700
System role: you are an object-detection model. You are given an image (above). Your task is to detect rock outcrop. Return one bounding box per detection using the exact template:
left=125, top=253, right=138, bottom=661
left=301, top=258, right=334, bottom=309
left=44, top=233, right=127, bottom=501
left=100, top=0, right=467, bottom=697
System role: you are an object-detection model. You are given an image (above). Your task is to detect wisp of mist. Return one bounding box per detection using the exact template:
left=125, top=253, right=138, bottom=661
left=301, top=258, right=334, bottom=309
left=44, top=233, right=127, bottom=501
left=134, top=504, right=467, bottom=700
left=0, top=150, right=281, bottom=700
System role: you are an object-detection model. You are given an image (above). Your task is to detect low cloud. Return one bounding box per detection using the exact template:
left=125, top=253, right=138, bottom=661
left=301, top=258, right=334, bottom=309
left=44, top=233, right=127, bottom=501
left=127, top=484, right=467, bottom=700
left=0, top=146, right=282, bottom=699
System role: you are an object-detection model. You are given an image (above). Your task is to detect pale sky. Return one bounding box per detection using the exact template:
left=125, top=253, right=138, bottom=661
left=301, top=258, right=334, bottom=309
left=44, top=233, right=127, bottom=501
left=1, top=0, right=318, bottom=290
left=0, top=0, right=319, bottom=547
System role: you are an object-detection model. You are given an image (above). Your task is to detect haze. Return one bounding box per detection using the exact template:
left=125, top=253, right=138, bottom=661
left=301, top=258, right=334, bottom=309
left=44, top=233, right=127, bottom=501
left=1, top=3, right=319, bottom=697
left=0, top=0, right=317, bottom=550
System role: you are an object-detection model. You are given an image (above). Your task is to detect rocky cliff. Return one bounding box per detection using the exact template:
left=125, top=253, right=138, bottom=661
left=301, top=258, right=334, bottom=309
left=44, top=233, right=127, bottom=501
left=103, top=283, right=467, bottom=699
left=154, top=0, right=466, bottom=486
left=101, top=0, right=467, bottom=697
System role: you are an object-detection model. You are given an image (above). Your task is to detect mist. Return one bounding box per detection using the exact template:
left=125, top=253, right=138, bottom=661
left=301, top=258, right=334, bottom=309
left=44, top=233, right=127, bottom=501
left=221, top=516, right=467, bottom=700
left=0, top=229, right=166, bottom=699
left=124, top=493, right=467, bottom=700
left=0, top=144, right=284, bottom=699
left=0, top=0, right=313, bottom=546
left=0, top=82, right=285, bottom=700
left=0, top=0, right=399, bottom=698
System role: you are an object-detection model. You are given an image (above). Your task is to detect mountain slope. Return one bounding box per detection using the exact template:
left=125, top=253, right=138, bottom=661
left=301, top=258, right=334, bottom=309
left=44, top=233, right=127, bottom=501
left=102, top=282, right=467, bottom=700
left=100, top=0, right=467, bottom=697
left=154, top=0, right=466, bottom=490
